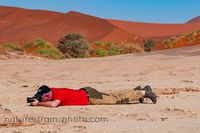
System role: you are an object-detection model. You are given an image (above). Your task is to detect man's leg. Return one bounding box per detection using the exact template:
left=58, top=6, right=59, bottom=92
left=89, top=94, right=116, bottom=105
left=89, top=89, right=145, bottom=105
left=110, top=89, right=145, bottom=104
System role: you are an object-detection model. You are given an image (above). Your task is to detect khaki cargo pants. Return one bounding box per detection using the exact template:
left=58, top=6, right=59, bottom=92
left=89, top=89, right=144, bottom=105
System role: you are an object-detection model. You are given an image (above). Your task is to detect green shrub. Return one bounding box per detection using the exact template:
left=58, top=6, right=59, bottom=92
left=24, top=38, right=51, bottom=49
left=57, top=33, right=90, bottom=58
left=108, top=47, right=120, bottom=56
left=95, top=49, right=108, bottom=57
left=108, top=49, right=119, bottom=56
left=0, top=42, right=22, bottom=51
left=144, top=40, right=155, bottom=52
left=36, top=48, right=64, bottom=59
left=91, top=47, right=119, bottom=57
left=90, top=41, right=143, bottom=57
left=24, top=38, right=64, bottom=59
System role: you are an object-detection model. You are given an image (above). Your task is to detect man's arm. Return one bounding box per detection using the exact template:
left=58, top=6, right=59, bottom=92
left=38, top=100, right=60, bottom=107
left=31, top=100, right=61, bottom=107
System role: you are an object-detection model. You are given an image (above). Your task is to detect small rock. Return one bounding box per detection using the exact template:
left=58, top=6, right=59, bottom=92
left=166, top=107, right=172, bottom=111
left=21, top=85, right=28, bottom=88
left=161, top=117, right=168, bottom=121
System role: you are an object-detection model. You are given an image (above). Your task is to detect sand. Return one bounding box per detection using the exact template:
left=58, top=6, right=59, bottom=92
left=0, top=45, right=200, bottom=133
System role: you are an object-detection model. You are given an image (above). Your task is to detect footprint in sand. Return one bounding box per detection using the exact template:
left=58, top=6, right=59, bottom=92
left=72, top=125, right=87, bottom=132
left=161, top=108, right=198, bottom=118
left=0, top=105, right=12, bottom=114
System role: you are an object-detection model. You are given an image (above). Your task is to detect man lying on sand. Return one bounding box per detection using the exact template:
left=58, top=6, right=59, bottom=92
left=28, top=85, right=157, bottom=107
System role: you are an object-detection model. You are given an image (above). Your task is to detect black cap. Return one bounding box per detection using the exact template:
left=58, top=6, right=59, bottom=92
left=34, top=85, right=51, bottom=99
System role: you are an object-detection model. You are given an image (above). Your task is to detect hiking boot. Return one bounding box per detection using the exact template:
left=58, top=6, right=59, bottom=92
left=139, top=97, right=144, bottom=103
left=143, top=85, right=152, bottom=93
left=134, top=85, right=157, bottom=104
left=144, top=91, right=157, bottom=104
left=134, top=85, right=143, bottom=91
left=143, top=85, right=157, bottom=104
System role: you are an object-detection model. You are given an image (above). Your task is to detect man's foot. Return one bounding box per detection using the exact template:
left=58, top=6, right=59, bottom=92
left=134, top=85, right=157, bottom=104
left=134, top=86, right=143, bottom=91
left=143, top=85, right=152, bottom=93
left=144, top=91, right=157, bottom=104
left=139, top=97, right=144, bottom=103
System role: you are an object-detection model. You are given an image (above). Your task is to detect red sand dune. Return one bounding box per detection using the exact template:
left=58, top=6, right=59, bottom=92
left=108, top=19, right=200, bottom=42
left=0, top=6, right=200, bottom=46
left=186, top=16, right=200, bottom=23
left=0, top=6, right=142, bottom=45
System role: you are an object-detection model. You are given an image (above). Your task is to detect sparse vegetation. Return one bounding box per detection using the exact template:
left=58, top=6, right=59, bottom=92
left=119, top=43, right=144, bottom=54
left=95, top=49, right=108, bottom=57
left=90, top=41, right=143, bottom=57
left=36, top=48, right=64, bottom=59
left=162, top=29, right=200, bottom=49
left=163, top=37, right=177, bottom=48
left=24, top=38, right=64, bottom=59
left=92, top=42, right=120, bottom=56
left=144, top=40, right=155, bottom=52
left=24, top=38, right=51, bottom=49
left=0, top=42, right=23, bottom=51
left=108, top=47, right=120, bottom=56
left=0, top=39, right=144, bottom=59
left=57, top=33, right=90, bottom=58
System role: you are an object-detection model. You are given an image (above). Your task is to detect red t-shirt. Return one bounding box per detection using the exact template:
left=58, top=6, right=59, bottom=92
left=51, top=88, right=88, bottom=106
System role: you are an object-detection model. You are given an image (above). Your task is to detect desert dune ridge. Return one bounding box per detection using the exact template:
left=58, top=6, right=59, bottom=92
left=1, top=6, right=200, bottom=45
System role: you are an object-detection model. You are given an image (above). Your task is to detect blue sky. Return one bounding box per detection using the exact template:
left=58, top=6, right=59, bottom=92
left=0, top=0, right=199, bottom=23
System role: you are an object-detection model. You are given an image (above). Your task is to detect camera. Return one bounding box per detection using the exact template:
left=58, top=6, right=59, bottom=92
left=27, top=97, right=41, bottom=103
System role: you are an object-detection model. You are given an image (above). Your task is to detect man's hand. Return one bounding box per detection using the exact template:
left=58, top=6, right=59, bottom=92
left=29, top=99, right=60, bottom=107
left=30, top=99, right=39, bottom=106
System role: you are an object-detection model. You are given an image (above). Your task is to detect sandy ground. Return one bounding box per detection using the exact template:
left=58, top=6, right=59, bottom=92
left=0, top=45, right=200, bottom=133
